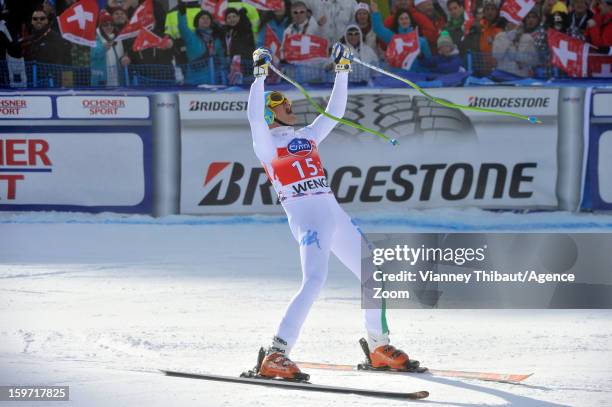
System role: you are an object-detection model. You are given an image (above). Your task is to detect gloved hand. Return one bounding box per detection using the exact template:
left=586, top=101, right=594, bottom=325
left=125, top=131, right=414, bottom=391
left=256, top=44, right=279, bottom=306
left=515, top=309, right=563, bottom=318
left=253, top=47, right=272, bottom=77
left=332, top=42, right=353, bottom=73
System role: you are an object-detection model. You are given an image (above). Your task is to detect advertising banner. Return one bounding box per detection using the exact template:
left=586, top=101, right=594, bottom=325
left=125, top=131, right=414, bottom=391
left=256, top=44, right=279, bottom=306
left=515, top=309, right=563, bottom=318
left=0, top=131, right=145, bottom=206
left=0, top=93, right=154, bottom=213
left=581, top=90, right=612, bottom=210
left=179, top=87, right=560, bottom=214
left=0, top=96, right=52, bottom=119
left=56, top=96, right=150, bottom=119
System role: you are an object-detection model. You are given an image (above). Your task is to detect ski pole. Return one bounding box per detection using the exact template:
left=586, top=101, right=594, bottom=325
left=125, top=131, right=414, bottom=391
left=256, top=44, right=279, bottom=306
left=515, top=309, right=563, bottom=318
left=352, top=57, right=541, bottom=124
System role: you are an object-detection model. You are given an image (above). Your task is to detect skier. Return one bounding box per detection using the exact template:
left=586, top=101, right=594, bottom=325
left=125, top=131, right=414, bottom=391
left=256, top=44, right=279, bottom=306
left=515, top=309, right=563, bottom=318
left=247, top=44, right=419, bottom=380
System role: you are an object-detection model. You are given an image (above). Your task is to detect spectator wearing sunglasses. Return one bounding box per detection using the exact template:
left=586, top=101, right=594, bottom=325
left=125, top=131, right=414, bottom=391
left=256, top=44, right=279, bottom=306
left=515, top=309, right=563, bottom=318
left=333, top=24, right=379, bottom=82
left=21, top=9, right=70, bottom=66
left=282, top=1, right=324, bottom=39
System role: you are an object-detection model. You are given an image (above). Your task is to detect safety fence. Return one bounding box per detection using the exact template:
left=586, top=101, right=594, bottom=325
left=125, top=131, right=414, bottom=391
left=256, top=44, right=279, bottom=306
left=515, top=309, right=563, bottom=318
left=2, top=50, right=603, bottom=89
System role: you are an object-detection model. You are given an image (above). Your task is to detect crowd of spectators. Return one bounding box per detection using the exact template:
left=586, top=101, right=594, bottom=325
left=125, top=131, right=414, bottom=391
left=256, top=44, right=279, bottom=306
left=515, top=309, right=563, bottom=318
left=1, top=0, right=611, bottom=87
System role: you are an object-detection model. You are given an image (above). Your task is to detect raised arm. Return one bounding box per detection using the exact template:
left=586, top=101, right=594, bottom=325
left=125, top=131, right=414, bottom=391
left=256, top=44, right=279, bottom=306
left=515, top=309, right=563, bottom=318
left=248, top=75, right=276, bottom=163
left=305, top=71, right=348, bottom=144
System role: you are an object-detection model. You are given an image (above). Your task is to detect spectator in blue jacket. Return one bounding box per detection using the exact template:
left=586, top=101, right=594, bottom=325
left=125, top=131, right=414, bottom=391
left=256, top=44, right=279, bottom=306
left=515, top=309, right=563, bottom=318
left=178, top=6, right=225, bottom=85
left=91, top=10, right=125, bottom=86
left=371, top=5, right=432, bottom=72
left=423, top=31, right=465, bottom=74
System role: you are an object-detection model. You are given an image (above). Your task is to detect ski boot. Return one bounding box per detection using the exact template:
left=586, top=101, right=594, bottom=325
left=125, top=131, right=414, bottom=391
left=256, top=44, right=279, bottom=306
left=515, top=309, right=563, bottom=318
left=358, top=338, right=426, bottom=373
left=242, top=347, right=310, bottom=382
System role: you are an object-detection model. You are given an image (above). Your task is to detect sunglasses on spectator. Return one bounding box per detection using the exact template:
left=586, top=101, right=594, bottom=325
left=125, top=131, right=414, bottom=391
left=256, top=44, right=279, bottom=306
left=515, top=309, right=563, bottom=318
left=292, top=10, right=306, bottom=15
left=347, top=31, right=360, bottom=36
left=32, top=16, right=48, bottom=21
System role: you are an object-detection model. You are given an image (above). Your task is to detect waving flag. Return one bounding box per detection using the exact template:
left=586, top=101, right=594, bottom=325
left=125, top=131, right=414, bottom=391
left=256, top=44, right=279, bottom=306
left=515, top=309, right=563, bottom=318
left=283, top=34, right=328, bottom=63
left=57, top=0, right=99, bottom=47
left=201, top=0, right=216, bottom=12
left=264, top=25, right=281, bottom=60
left=589, top=54, right=612, bottom=78
left=500, top=0, right=536, bottom=24
left=243, top=0, right=283, bottom=10
left=213, top=0, right=228, bottom=22
left=132, top=28, right=171, bottom=52
left=462, top=0, right=475, bottom=39
left=547, top=29, right=589, bottom=77
left=117, top=0, right=155, bottom=40
left=386, top=31, right=420, bottom=69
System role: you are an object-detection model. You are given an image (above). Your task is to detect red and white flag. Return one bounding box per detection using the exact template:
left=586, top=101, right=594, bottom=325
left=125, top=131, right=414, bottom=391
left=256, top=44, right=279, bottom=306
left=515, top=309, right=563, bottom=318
left=201, top=0, right=216, bottom=12
left=589, top=54, right=612, bottom=77
left=57, top=0, right=99, bottom=47
left=462, top=0, right=475, bottom=39
left=212, top=0, right=228, bottom=22
left=264, top=25, right=281, bottom=60
left=283, top=34, right=328, bottom=63
left=117, top=0, right=155, bottom=40
left=132, top=28, right=171, bottom=52
left=547, top=29, right=589, bottom=77
left=386, top=31, right=420, bottom=69
left=243, top=0, right=283, bottom=10
left=500, top=0, right=536, bottom=25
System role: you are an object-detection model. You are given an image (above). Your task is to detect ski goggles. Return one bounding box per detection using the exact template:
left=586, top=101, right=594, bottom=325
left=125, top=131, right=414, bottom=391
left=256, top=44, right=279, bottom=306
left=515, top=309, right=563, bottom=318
left=266, top=91, right=291, bottom=108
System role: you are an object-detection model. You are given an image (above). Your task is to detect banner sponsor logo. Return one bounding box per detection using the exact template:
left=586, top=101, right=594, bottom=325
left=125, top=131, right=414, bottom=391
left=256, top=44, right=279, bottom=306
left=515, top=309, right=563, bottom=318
left=0, top=138, right=52, bottom=200
left=0, top=133, right=144, bottom=205
left=196, top=161, right=539, bottom=207
left=57, top=96, right=149, bottom=118
left=188, top=100, right=248, bottom=112
left=287, top=138, right=312, bottom=157
left=468, top=96, right=550, bottom=109
left=0, top=97, right=52, bottom=118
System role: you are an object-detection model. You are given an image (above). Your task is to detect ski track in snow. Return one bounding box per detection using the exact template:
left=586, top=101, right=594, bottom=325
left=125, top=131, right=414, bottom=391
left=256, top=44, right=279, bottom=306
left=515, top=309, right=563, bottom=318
left=0, top=210, right=611, bottom=406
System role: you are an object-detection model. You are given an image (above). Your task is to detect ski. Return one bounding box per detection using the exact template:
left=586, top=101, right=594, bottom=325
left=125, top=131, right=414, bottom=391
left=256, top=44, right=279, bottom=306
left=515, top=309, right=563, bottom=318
left=161, top=370, right=429, bottom=400
left=295, top=361, right=533, bottom=384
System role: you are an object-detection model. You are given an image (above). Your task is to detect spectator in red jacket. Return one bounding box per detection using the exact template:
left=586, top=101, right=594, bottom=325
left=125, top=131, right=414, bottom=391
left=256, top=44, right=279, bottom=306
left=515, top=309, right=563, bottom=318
left=408, top=0, right=447, bottom=52
left=587, top=0, right=612, bottom=49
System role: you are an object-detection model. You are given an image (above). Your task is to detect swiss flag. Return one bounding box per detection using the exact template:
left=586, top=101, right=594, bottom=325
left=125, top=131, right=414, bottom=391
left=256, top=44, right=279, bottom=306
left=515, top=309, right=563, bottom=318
left=283, top=34, right=328, bottom=63
left=243, top=0, right=283, bottom=10
left=264, top=25, right=281, bottom=60
left=201, top=0, right=216, bottom=12
left=132, top=28, right=171, bottom=52
left=500, top=0, right=536, bottom=25
left=547, top=29, right=589, bottom=77
left=462, top=0, right=475, bottom=39
left=117, top=0, right=155, bottom=40
left=589, top=54, right=612, bottom=77
left=57, top=0, right=99, bottom=47
left=213, top=0, right=228, bottom=23
left=386, top=31, right=420, bottom=69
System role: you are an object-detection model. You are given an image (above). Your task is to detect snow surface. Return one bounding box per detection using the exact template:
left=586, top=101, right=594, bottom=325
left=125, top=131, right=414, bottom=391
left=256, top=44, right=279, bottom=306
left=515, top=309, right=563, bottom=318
left=1, top=209, right=612, bottom=407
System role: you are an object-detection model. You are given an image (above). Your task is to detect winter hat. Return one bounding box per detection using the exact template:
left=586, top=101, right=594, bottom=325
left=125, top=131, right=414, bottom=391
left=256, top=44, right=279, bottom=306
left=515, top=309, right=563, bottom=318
left=551, top=1, right=569, bottom=14
left=354, top=2, right=370, bottom=14
left=98, top=9, right=112, bottom=25
left=437, top=31, right=455, bottom=49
